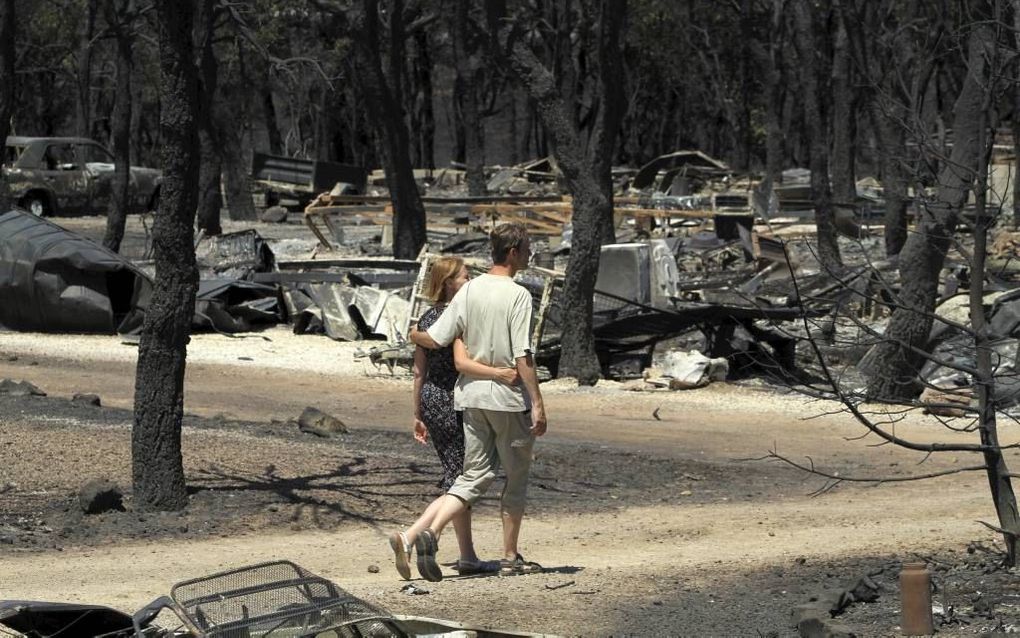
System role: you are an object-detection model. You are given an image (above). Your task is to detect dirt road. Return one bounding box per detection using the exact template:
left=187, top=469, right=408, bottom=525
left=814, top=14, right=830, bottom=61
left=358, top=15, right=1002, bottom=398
left=0, top=329, right=1013, bottom=636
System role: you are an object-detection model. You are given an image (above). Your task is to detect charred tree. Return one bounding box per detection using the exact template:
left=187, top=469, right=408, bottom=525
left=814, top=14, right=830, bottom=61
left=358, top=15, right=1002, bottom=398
left=132, top=0, right=201, bottom=512
left=776, top=131, right=1020, bottom=564
left=873, top=104, right=910, bottom=256
left=759, top=0, right=787, bottom=191
left=829, top=13, right=856, bottom=206
left=589, top=0, right=626, bottom=244
left=102, top=0, right=136, bottom=253
left=259, top=61, right=283, bottom=156
left=508, top=92, right=519, bottom=164
left=195, top=0, right=222, bottom=237
left=1014, top=0, right=1020, bottom=228
left=0, top=0, right=14, bottom=211
left=130, top=60, right=145, bottom=167
left=452, top=1, right=486, bottom=196
left=863, top=25, right=994, bottom=401
left=841, top=0, right=915, bottom=257
left=488, top=0, right=627, bottom=384
left=343, top=81, right=375, bottom=168
left=735, top=0, right=754, bottom=171
left=792, top=0, right=841, bottom=272
left=350, top=0, right=426, bottom=259
left=219, top=41, right=257, bottom=221
left=76, top=0, right=98, bottom=138
left=411, top=28, right=435, bottom=170
left=970, top=134, right=1020, bottom=564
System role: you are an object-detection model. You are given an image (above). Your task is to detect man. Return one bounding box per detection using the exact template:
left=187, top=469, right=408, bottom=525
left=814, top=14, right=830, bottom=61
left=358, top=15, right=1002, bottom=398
left=405, top=222, right=547, bottom=581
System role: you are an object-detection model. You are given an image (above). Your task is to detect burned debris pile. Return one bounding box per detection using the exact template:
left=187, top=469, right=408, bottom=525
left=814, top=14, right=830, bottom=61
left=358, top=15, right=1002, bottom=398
left=4, top=148, right=1012, bottom=393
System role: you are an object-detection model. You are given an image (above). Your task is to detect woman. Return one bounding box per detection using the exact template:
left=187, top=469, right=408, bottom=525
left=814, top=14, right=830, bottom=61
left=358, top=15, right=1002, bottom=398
left=389, top=256, right=518, bottom=579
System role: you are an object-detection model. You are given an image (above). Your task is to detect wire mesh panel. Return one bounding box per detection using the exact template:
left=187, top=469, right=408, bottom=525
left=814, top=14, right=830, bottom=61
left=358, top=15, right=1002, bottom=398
left=170, top=561, right=404, bottom=638
left=529, top=274, right=642, bottom=349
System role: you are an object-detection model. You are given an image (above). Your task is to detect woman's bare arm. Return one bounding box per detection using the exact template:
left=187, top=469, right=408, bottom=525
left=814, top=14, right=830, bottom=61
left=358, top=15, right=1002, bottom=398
left=453, top=338, right=519, bottom=385
left=411, top=346, right=429, bottom=444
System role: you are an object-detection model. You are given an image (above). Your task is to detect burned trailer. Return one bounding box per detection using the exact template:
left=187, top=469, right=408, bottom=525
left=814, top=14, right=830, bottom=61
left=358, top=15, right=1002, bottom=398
left=531, top=280, right=810, bottom=380
left=0, top=210, right=151, bottom=334
left=523, top=239, right=826, bottom=380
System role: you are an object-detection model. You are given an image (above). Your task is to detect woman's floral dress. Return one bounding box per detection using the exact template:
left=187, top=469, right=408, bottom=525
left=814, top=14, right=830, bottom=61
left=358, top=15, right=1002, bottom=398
left=417, top=305, right=464, bottom=490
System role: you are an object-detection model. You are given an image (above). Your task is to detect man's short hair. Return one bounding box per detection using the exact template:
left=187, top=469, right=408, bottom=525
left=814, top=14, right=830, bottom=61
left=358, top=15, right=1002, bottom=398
left=490, top=222, right=529, bottom=264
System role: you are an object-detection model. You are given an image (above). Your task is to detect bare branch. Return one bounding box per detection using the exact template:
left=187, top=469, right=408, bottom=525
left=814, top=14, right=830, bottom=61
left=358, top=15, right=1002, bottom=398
left=758, top=449, right=988, bottom=487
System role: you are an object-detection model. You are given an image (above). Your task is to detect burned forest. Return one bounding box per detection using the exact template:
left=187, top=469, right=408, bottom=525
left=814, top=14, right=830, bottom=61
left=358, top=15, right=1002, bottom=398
left=4, top=1, right=1020, bottom=636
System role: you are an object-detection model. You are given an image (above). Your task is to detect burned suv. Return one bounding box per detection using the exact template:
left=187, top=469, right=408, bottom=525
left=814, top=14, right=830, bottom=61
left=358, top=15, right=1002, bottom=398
left=4, top=136, right=161, bottom=216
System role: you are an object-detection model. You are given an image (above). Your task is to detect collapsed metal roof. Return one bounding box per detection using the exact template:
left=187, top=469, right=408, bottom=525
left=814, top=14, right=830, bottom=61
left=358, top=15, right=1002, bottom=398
left=0, top=209, right=151, bottom=334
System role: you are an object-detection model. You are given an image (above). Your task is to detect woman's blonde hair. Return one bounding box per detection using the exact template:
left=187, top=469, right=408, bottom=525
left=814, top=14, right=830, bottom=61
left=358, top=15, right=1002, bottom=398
left=424, top=256, right=465, bottom=303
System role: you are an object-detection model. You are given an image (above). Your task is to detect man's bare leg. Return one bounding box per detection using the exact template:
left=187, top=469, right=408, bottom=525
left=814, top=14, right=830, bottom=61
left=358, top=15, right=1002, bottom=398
left=501, top=508, right=524, bottom=560
left=451, top=508, right=478, bottom=563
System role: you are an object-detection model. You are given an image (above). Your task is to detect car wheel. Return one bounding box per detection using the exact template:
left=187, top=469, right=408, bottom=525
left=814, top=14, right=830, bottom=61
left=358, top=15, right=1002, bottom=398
left=23, top=195, right=48, bottom=217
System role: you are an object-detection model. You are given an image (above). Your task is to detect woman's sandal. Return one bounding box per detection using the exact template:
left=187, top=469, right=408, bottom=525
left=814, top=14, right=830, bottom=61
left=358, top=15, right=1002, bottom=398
left=499, top=553, right=544, bottom=576
left=388, top=531, right=412, bottom=580
left=415, top=528, right=443, bottom=582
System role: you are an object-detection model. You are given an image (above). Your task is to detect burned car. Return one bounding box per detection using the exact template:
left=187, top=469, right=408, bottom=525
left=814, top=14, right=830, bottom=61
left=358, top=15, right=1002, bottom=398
left=4, top=136, right=161, bottom=216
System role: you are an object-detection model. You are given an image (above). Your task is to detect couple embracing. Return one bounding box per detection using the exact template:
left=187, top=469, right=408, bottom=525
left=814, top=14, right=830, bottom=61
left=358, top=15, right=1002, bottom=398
left=390, top=222, right=548, bottom=582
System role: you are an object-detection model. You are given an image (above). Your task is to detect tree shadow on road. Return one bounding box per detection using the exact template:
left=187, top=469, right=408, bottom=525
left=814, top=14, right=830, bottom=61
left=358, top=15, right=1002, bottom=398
left=185, top=456, right=440, bottom=530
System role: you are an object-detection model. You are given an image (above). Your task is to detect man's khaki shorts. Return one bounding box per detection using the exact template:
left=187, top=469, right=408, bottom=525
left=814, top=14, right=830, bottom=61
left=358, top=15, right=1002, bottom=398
left=447, top=408, right=535, bottom=515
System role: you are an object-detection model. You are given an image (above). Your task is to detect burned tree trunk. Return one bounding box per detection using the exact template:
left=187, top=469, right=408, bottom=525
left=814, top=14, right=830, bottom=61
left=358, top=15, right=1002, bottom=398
left=792, top=0, right=840, bottom=272
left=220, top=125, right=256, bottom=221
left=873, top=104, right=909, bottom=256
left=196, top=145, right=222, bottom=234
left=863, top=25, right=993, bottom=401
left=412, top=29, right=435, bottom=170
left=760, top=0, right=786, bottom=192
left=1015, top=103, right=1020, bottom=229
left=219, top=38, right=257, bottom=221
left=589, top=0, right=626, bottom=245
left=76, top=0, right=98, bottom=138
left=461, top=82, right=486, bottom=196
left=261, top=78, right=283, bottom=156
left=219, top=43, right=257, bottom=222
left=840, top=0, right=914, bottom=257
left=0, top=0, right=15, bottom=211
left=970, top=145, right=1020, bottom=564
left=102, top=0, right=134, bottom=253
left=1014, top=0, right=1020, bottom=228
left=215, top=44, right=254, bottom=221
left=195, top=0, right=222, bottom=236
left=130, top=63, right=145, bottom=166
left=829, top=15, right=856, bottom=206
left=132, top=0, right=201, bottom=512
left=508, top=93, right=520, bottom=164
left=735, top=0, right=753, bottom=171
left=452, top=2, right=486, bottom=196
left=352, top=0, right=426, bottom=259
left=491, top=3, right=611, bottom=384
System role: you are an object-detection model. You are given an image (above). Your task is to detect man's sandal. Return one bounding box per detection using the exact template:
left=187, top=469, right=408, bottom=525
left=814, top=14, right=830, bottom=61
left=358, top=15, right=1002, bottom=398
left=388, top=531, right=412, bottom=580
left=499, top=553, right=544, bottom=576
left=452, top=559, right=500, bottom=576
